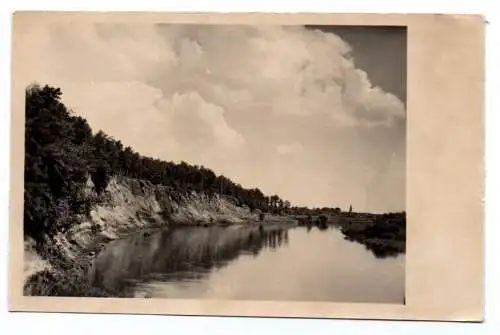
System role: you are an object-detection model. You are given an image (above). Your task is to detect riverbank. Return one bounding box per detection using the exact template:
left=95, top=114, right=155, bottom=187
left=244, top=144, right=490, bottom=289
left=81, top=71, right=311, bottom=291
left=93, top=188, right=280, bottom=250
left=23, top=175, right=295, bottom=296
left=23, top=176, right=403, bottom=296
left=293, top=212, right=406, bottom=258
left=339, top=213, right=406, bottom=258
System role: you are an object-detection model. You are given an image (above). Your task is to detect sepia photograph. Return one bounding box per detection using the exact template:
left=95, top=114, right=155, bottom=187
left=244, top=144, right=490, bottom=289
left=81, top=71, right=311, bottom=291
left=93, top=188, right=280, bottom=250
left=21, top=21, right=406, bottom=303
left=10, top=12, right=484, bottom=321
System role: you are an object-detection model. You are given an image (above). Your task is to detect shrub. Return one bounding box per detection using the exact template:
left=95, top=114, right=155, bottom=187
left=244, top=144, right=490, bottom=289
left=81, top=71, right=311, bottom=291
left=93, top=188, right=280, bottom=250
left=91, top=164, right=109, bottom=195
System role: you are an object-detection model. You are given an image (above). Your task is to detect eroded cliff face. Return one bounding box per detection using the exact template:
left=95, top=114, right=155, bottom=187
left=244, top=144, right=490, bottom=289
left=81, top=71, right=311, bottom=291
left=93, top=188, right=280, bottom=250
left=73, top=176, right=256, bottom=245
left=23, top=176, right=258, bottom=289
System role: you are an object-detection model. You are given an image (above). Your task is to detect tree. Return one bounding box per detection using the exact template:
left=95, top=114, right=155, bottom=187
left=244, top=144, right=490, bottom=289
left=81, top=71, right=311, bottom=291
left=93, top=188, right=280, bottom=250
left=283, top=200, right=291, bottom=214
left=24, top=84, right=298, bottom=241
left=24, top=84, right=91, bottom=239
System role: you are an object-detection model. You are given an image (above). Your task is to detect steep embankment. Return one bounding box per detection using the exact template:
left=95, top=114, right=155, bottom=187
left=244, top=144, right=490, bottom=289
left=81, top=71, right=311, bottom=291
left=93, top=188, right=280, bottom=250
left=23, top=175, right=262, bottom=295
left=70, top=175, right=258, bottom=249
left=23, top=85, right=293, bottom=296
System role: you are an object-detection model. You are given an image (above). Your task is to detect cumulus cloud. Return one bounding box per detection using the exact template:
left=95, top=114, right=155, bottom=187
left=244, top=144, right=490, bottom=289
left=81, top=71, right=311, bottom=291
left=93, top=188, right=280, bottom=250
left=19, top=22, right=406, bottom=212
left=149, top=25, right=405, bottom=127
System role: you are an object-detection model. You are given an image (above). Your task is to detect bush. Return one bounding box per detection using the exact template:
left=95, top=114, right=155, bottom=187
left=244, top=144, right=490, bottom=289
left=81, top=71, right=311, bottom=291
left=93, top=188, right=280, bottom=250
left=24, top=268, right=120, bottom=297
left=91, top=164, right=109, bottom=195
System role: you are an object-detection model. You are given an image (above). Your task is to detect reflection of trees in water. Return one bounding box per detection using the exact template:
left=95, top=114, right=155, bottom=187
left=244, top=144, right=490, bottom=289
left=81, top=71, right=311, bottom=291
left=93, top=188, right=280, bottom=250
left=362, top=242, right=403, bottom=259
left=260, top=229, right=288, bottom=251
left=339, top=213, right=406, bottom=259
left=269, top=230, right=277, bottom=249
left=343, top=236, right=404, bottom=259
left=92, top=226, right=291, bottom=293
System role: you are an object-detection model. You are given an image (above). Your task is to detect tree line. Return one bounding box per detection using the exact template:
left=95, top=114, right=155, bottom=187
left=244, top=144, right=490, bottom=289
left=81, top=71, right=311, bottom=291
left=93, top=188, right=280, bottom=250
left=25, top=84, right=310, bottom=240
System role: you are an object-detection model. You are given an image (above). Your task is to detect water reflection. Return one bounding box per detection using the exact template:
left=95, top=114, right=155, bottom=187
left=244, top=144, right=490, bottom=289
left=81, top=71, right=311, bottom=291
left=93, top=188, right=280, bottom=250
left=90, top=225, right=289, bottom=294
left=90, top=224, right=404, bottom=303
left=358, top=238, right=405, bottom=259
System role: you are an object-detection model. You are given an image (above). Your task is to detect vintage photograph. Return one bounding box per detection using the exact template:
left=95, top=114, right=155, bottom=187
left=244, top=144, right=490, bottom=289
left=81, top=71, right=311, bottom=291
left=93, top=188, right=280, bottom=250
left=20, top=21, right=407, bottom=303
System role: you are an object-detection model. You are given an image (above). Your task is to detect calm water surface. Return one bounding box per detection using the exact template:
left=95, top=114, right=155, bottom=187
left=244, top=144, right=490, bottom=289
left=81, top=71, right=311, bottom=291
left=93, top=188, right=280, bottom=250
left=89, top=224, right=405, bottom=303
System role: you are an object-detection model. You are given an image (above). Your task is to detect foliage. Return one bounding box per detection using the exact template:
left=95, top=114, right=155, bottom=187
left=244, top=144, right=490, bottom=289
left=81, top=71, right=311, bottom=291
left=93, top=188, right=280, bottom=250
left=24, top=84, right=93, bottom=240
left=91, top=163, right=109, bottom=195
left=340, top=212, right=406, bottom=258
left=318, top=214, right=328, bottom=224
left=24, top=84, right=298, bottom=240
left=24, top=267, right=126, bottom=297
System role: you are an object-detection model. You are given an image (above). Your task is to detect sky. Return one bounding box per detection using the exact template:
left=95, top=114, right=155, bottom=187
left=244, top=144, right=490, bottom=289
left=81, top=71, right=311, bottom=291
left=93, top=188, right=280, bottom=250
left=20, top=23, right=407, bottom=213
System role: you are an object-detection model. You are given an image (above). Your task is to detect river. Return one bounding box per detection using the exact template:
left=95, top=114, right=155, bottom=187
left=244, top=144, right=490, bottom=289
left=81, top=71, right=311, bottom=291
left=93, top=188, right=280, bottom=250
left=89, top=223, right=405, bottom=303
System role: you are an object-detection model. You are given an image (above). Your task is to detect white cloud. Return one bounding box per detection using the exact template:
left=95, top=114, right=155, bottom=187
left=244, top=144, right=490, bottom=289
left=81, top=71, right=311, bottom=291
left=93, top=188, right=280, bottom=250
left=157, top=91, right=245, bottom=152
left=151, top=25, right=405, bottom=128
left=20, top=22, right=406, bottom=212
